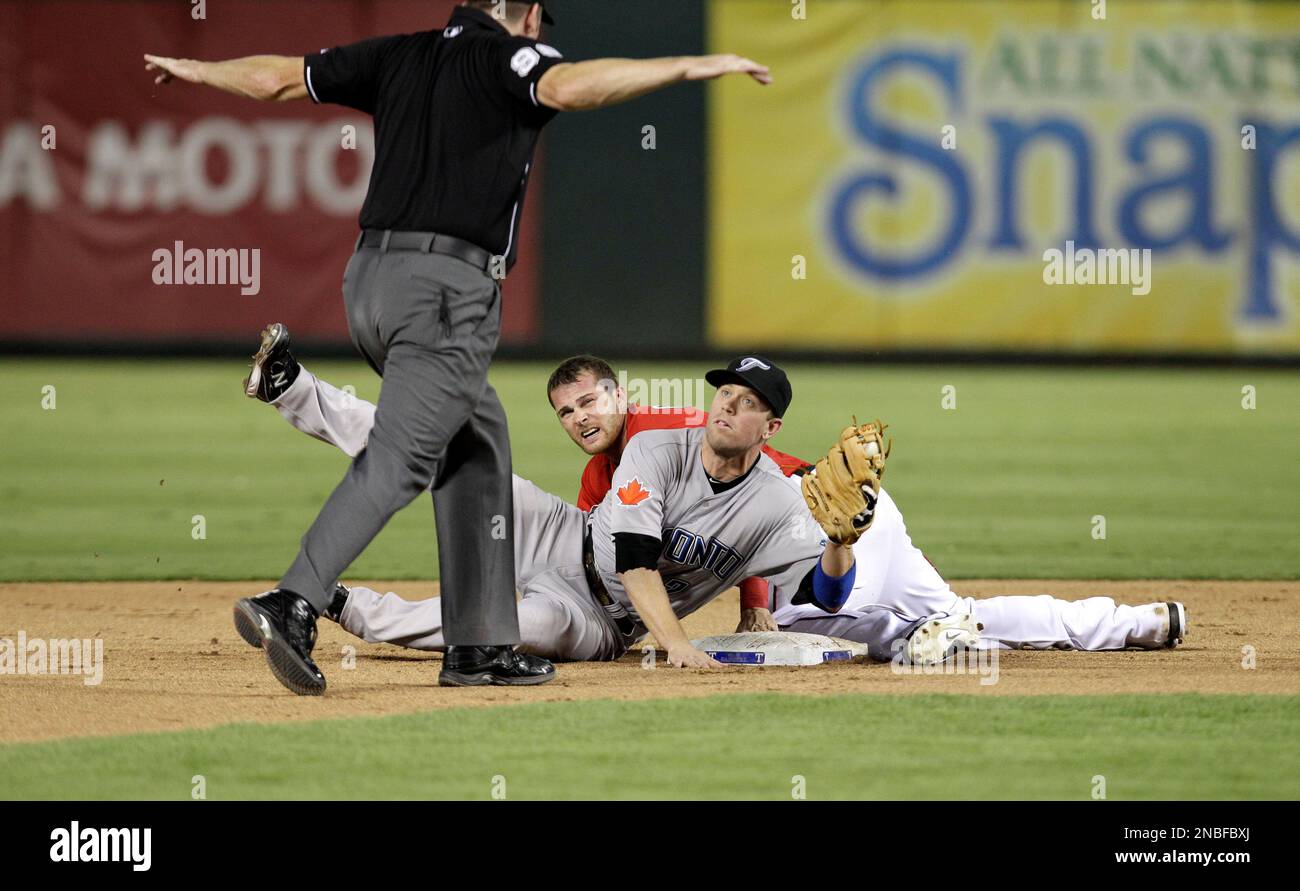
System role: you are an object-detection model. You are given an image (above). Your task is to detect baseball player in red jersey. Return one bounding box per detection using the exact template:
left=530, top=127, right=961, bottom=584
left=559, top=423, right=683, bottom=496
left=548, top=356, right=811, bottom=632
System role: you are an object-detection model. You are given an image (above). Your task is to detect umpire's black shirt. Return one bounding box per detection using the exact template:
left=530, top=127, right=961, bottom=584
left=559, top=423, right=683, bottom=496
left=304, top=5, right=564, bottom=268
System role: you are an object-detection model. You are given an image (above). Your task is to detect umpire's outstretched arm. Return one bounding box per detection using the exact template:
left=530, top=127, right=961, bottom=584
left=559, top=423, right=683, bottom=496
left=536, top=54, right=771, bottom=111
left=144, top=54, right=307, bottom=101
left=144, top=51, right=770, bottom=107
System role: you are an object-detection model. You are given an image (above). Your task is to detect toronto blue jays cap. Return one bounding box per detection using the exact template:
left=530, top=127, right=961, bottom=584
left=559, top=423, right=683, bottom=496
left=706, top=355, right=793, bottom=418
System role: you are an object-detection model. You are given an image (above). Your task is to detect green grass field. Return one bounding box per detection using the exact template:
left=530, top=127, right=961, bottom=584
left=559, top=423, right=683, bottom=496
left=2, top=359, right=1297, bottom=581
left=3, top=693, right=1297, bottom=800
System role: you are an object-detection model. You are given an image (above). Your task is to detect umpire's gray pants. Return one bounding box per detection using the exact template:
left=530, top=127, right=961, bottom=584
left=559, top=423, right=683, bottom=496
left=278, top=247, right=519, bottom=646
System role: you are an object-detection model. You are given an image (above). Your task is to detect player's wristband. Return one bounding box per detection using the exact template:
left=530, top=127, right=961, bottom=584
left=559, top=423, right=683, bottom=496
left=811, top=561, right=855, bottom=612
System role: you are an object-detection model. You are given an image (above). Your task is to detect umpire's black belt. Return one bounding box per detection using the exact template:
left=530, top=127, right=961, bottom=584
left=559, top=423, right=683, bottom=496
left=582, top=526, right=642, bottom=645
left=356, top=229, right=495, bottom=273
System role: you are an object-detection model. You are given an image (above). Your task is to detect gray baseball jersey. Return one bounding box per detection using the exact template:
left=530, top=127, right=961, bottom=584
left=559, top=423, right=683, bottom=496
left=588, top=427, right=828, bottom=636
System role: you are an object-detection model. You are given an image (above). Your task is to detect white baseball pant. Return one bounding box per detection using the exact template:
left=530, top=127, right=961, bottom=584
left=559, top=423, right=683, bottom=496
left=773, top=483, right=1176, bottom=657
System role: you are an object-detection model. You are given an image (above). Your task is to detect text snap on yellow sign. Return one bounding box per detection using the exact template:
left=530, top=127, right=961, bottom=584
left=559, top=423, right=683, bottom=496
left=709, top=0, right=1300, bottom=353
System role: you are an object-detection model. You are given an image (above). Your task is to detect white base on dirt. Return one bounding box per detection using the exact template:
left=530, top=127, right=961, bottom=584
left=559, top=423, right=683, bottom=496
left=690, top=631, right=870, bottom=666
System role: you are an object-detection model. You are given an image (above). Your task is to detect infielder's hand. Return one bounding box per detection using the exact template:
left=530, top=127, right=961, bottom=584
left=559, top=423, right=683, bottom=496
left=666, top=641, right=726, bottom=669
left=683, top=54, right=772, bottom=86
left=735, top=607, right=780, bottom=634
left=144, top=54, right=204, bottom=86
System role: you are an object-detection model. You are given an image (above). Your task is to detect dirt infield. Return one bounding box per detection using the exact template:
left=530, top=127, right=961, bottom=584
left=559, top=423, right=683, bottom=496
left=0, top=580, right=1296, bottom=743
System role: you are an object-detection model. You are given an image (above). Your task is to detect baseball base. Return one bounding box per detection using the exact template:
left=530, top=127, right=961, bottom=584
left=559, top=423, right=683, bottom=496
left=691, top=631, right=871, bottom=666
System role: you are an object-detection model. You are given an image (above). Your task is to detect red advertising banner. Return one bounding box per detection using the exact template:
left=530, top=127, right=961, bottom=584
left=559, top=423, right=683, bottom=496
left=0, top=0, right=542, bottom=346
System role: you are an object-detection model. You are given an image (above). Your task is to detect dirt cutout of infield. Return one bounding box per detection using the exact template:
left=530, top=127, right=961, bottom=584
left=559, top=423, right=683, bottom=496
left=0, top=580, right=1296, bottom=744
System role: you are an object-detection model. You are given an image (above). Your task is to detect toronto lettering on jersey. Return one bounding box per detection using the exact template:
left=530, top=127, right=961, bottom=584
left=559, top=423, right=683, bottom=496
left=660, top=527, right=747, bottom=580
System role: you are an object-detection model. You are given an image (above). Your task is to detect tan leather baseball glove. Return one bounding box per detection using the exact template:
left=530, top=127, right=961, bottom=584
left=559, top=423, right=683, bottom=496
left=801, top=418, right=891, bottom=546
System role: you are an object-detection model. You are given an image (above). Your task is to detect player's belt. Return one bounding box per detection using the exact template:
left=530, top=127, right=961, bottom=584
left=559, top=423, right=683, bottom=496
left=356, top=229, right=494, bottom=273
left=581, top=527, right=642, bottom=645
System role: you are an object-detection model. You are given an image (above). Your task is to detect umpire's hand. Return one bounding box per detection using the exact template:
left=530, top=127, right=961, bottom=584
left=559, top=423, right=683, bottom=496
left=683, top=53, right=773, bottom=85
left=144, top=55, right=204, bottom=86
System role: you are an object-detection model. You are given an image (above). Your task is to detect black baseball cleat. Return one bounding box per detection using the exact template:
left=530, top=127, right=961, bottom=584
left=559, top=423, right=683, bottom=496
left=233, top=589, right=326, bottom=695
left=438, top=645, right=556, bottom=687
left=243, top=322, right=300, bottom=403
left=323, top=583, right=350, bottom=623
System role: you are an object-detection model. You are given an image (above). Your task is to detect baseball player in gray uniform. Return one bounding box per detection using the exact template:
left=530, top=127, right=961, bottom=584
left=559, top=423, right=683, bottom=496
left=249, top=339, right=1188, bottom=664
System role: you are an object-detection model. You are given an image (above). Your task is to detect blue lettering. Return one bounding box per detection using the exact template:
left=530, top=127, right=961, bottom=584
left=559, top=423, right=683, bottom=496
left=830, top=48, right=971, bottom=280
left=1245, top=121, right=1300, bottom=322
left=988, top=117, right=1099, bottom=250
left=1119, top=119, right=1232, bottom=252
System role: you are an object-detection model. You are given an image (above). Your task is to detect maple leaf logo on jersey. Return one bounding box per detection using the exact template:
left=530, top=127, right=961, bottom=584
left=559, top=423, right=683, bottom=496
left=617, top=479, right=653, bottom=506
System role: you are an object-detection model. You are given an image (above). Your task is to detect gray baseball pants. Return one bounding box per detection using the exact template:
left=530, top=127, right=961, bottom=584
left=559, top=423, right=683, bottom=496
left=277, top=246, right=519, bottom=646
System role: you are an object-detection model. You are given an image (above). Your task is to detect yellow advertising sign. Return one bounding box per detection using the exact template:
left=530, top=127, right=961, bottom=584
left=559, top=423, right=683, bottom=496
left=709, top=0, right=1300, bottom=352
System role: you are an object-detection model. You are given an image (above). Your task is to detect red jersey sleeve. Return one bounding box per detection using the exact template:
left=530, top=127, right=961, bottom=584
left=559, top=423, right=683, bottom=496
left=761, top=444, right=812, bottom=477
left=577, top=455, right=615, bottom=511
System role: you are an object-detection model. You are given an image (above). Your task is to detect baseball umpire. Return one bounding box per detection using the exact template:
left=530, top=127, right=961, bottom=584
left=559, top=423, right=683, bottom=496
left=145, top=1, right=772, bottom=694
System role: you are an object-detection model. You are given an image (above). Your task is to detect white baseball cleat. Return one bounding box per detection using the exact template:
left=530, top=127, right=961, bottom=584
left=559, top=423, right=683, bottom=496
left=906, top=612, right=983, bottom=666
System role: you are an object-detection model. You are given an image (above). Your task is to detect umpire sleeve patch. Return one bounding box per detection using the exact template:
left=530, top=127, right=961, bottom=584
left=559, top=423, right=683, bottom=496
left=511, top=47, right=541, bottom=77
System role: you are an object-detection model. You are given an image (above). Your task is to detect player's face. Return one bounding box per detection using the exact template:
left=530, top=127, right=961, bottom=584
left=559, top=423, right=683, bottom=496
left=705, top=384, right=781, bottom=457
left=549, top=373, right=627, bottom=455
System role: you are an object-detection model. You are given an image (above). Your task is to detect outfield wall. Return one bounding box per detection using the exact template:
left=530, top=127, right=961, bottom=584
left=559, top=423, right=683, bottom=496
left=1, top=0, right=1297, bottom=359
left=707, top=0, right=1300, bottom=357
left=0, top=0, right=545, bottom=347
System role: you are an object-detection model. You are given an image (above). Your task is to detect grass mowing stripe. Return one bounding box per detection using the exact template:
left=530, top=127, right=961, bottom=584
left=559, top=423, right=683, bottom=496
left=1, top=694, right=1297, bottom=800
left=3, top=361, right=1298, bottom=580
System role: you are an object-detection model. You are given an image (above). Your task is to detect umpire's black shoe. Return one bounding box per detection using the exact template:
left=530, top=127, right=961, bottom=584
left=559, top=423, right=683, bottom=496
left=238, top=584, right=349, bottom=644
left=438, top=646, right=556, bottom=687
left=233, top=589, right=326, bottom=696
left=243, top=322, right=300, bottom=403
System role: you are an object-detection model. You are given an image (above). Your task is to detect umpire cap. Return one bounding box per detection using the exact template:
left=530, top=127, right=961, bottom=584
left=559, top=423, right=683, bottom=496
left=706, top=355, right=793, bottom=418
